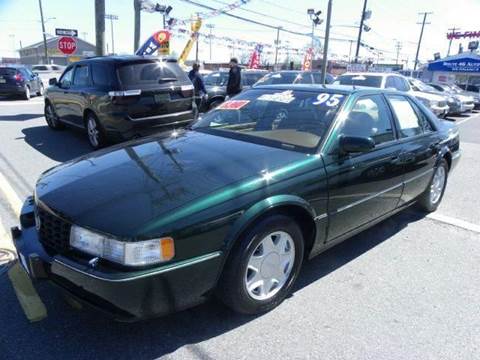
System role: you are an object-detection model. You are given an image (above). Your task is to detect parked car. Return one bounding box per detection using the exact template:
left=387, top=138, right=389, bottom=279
left=447, top=83, right=480, bottom=109
left=428, top=83, right=476, bottom=113
left=44, top=56, right=195, bottom=149
left=0, top=65, right=44, bottom=99
left=407, top=78, right=458, bottom=117
left=457, top=83, right=479, bottom=93
left=31, top=64, right=65, bottom=84
left=253, top=70, right=335, bottom=87
left=203, top=69, right=267, bottom=110
left=13, top=85, right=460, bottom=321
left=334, top=72, right=450, bottom=117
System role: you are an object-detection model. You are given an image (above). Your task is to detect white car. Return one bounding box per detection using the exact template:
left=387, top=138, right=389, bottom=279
left=31, top=64, right=65, bottom=84
left=334, top=72, right=450, bottom=118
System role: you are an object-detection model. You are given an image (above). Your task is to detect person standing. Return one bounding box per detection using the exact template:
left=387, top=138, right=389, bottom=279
left=188, top=63, right=207, bottom=110
left=226, top=57, right=242, bottom=98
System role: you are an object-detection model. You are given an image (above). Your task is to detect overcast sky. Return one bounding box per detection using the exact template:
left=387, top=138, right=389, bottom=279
left=1, top=0, right=479, bottom=67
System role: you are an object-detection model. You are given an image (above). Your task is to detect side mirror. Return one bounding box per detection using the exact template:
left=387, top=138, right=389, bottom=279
left=49, top=78, right=58, bottom=86
left=339, top=135, right=375, bottom=154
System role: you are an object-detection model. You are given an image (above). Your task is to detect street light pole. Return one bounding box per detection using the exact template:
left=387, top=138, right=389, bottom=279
left=414, top=12, right=432, bottom=71
left=320, top=0, right=332, bottom=84
left=95, top=0, right=105, bottom=56
left=447, top=26, right=459, bottom=57
left=105, top=14, right=118, bottom=55
left=38, top=0, right=49, bottom=63
left=206, top=24, right=214, bottom=61
left=354, top=0, right=368, bottom=63
left=274, top=27, right=281, bottom=70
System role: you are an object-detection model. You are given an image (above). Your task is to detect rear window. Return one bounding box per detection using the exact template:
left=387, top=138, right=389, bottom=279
left=335, top=75, right=383, bottom=88
left=243, top=73, right=264, bottom=86
left=255, top=72, right=304, bottom=85
left=204, top=72, right=229, bottom=86
left=0, top=68, right=16, bottom=76
left=117, top=60, right=188, bottom=89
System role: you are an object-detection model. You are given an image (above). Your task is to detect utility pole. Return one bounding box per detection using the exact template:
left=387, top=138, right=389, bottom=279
left=414, top=12, right=432, bottom=71
left=134, top=0, right=141, bottom=52
left=95, top=0, right=106, bottom=56
left=105, top=14, right=118, bottom=55
left=195, top=33, right=199, bottom=62
left=348, top=40, right=354, bottom=63
left=354, top=0, right=368, bottom=63
left=206, top=24, right=214, bottom=61
left=320, top=0, right=332, bottom=84
left=274, top=27, right=281, bottom=70
left=38, top=0, right=48, bottom=63
left=447, top=26, right=460, bottom=57
left=395, top=41, right=402, bottom=64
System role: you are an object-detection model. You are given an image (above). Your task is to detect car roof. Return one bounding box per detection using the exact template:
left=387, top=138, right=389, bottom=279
left=340, top=72, right=401, bottom=77
left=72, top=55, right=178, bottom=66
left=252, top=83, right=401, bottom=95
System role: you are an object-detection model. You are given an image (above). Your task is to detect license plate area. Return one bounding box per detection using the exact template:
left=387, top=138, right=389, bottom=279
left=0, top=78, right=6, bottom=83
left=154, top=93, right=171, bottom=103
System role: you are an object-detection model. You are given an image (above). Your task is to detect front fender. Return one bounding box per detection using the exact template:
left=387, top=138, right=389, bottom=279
left=222, top=194, right=316, bottom=255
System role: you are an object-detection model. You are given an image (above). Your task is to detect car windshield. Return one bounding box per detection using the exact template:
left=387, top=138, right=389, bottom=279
left=204, top=72, right=229, bottom=86
left=117, top=60, right=188, bottom=89
left=255, top=72, right=304, bottom=85
left=334, top=75, right=383, bottom=88
left=32, top=65, right=49, bottom=71
left=411, top=79, right=437, bottom=92
left=192, top=88, right=346, bottom=152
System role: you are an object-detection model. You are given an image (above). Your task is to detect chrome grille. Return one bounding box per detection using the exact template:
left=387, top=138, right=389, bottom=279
left=36, top=206, right=71, bottom=255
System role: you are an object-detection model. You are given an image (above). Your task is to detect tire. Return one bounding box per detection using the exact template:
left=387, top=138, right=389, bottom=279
left=85, top=112, right=107, bottom=149
left=417, top=159, right=449, bottom=212
left=36, top=83, right=44, bottom=96
left=218, top=215, right=304, bottom=315
left=209, top=99, right=224, bottom=110
left=44, top=102, right=64, bottom=130
left=23, top=85, right=30, bottom=100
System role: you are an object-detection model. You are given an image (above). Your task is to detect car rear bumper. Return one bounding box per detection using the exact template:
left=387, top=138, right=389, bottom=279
left=12, top=197, right=223, bottom=321
left=101, top=108, right=196, bottom=141
left=0, top=84, right=24, bottom=95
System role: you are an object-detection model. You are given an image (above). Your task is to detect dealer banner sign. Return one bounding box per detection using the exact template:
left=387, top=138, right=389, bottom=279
left=428, top=57, right=480, bottom=73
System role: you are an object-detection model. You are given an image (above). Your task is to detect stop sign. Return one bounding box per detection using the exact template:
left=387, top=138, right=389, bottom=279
left=57, top=36, right=77, bottom=55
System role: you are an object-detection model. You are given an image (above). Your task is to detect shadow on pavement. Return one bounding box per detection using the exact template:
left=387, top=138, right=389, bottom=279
left=0, top=209, right=426, bottom=360
left=0, top=114, right=44, bottom=122
left=21, top=126, right=92, bottom=162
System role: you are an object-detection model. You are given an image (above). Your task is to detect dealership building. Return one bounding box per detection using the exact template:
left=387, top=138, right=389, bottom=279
left=424, top=53, right=480, bottom=86
left=18, top=37, right=96, bottom=66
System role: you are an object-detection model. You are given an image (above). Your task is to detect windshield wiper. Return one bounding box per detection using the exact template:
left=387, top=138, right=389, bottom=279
left=158, top=77, right=177, bottom=83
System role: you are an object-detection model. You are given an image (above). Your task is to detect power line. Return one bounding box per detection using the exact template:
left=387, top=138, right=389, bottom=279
left=257, top=0, right=305, bottom=16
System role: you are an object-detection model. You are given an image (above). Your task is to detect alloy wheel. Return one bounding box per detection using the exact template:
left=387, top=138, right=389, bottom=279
left=87, top=117, right=99, bottom=148
left=430, top=166, right=446, bottom=205
left=244, top=231, right=295, bottom=301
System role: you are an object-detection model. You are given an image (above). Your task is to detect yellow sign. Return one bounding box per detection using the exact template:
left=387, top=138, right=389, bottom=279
left=158, top=41, right=170, bottom=56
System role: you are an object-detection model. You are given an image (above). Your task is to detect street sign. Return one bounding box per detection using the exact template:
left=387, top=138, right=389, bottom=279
left=57, top=37, right=77, bottom=55
left=55, top=28, right=78, bottom=37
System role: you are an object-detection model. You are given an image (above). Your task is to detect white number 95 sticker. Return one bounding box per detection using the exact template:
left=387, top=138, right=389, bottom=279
left=313, top=93, right=344, bottom=107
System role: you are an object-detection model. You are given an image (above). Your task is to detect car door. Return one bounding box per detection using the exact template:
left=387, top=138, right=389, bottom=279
left=385, top=94, right=440, bottom=205
left=23, top=68, right=39, bottom=92
left=323, top=94, right=405, bottom=241
left=69, top=64, right=92, bottom=127
left=52, top=66, right=74, bottom=121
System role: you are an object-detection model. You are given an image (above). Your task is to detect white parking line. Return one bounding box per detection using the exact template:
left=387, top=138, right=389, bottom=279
left=456, top=114, right=479, bottom=125
left=427, top=213, right=480, bottom=234
left=0, top=172, right=22, bottom=217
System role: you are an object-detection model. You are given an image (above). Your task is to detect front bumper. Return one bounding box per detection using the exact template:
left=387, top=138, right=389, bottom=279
left=12, top=198, right=223, bottom=321
left=431, top=104, right=449, bottom=117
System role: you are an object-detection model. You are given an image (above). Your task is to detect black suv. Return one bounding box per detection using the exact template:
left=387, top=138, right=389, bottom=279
left=0, top=66, right=44, bottom=99
left=44, top=56, right=195, bottom=149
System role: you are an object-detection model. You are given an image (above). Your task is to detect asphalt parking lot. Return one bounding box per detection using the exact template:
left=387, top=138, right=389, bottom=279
left=0, top=95, right=479, bottom=360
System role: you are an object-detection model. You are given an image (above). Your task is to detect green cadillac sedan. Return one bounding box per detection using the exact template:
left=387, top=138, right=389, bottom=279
left=13, top=84, right=460, bottom=320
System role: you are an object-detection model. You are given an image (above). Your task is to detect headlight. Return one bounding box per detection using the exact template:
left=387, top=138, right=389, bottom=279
left=70, top=225, right=175, bottom=266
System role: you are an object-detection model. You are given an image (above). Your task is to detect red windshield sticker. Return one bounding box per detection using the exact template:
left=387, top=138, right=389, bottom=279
left=217, top=100, right=250, bottom=110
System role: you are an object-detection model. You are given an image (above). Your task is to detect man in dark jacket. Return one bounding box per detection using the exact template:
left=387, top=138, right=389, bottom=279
left=226, top=57, right=242, bottom=97
left=188, top=63, right=207, bottom=112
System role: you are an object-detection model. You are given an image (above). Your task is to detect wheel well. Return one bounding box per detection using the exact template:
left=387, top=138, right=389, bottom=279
left=443, top=152, right=452, bottom=170
left=83, top=109, right=95, bottom=125
left=231, top=205, right=317, bottom=258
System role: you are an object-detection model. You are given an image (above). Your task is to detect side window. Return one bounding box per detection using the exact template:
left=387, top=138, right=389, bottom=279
left=410, top=100, right=434, bottom=132
left=385, top=76, right=397, bottom=90
left=91, top=63, right=112, bottom=87
left=295, top=73, right=312, bottom=84
left=72, top=65, right=90, bottom=87
left=59, top=67, right=74, bottom=88
left=387, top=95, right=423, bottom=138
left=312, top=73, right=322, bottom=84
left=337, top=95, right=395, bottom=146
left=395, top=77, right=410, bottom=91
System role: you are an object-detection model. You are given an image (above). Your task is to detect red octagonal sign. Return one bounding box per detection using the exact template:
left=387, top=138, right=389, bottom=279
left=57, top=36, right=77, bottom=55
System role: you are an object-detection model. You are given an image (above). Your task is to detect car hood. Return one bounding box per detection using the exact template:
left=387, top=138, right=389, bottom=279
left=413, top=91, right=446, bottom=102
left=35, top=131, right=309, bottom=238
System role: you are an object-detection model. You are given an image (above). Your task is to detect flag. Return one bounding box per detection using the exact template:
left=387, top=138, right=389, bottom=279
left=248, top=44, right=263, bottom=69
left=302, top=47, right=314, bottom=71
